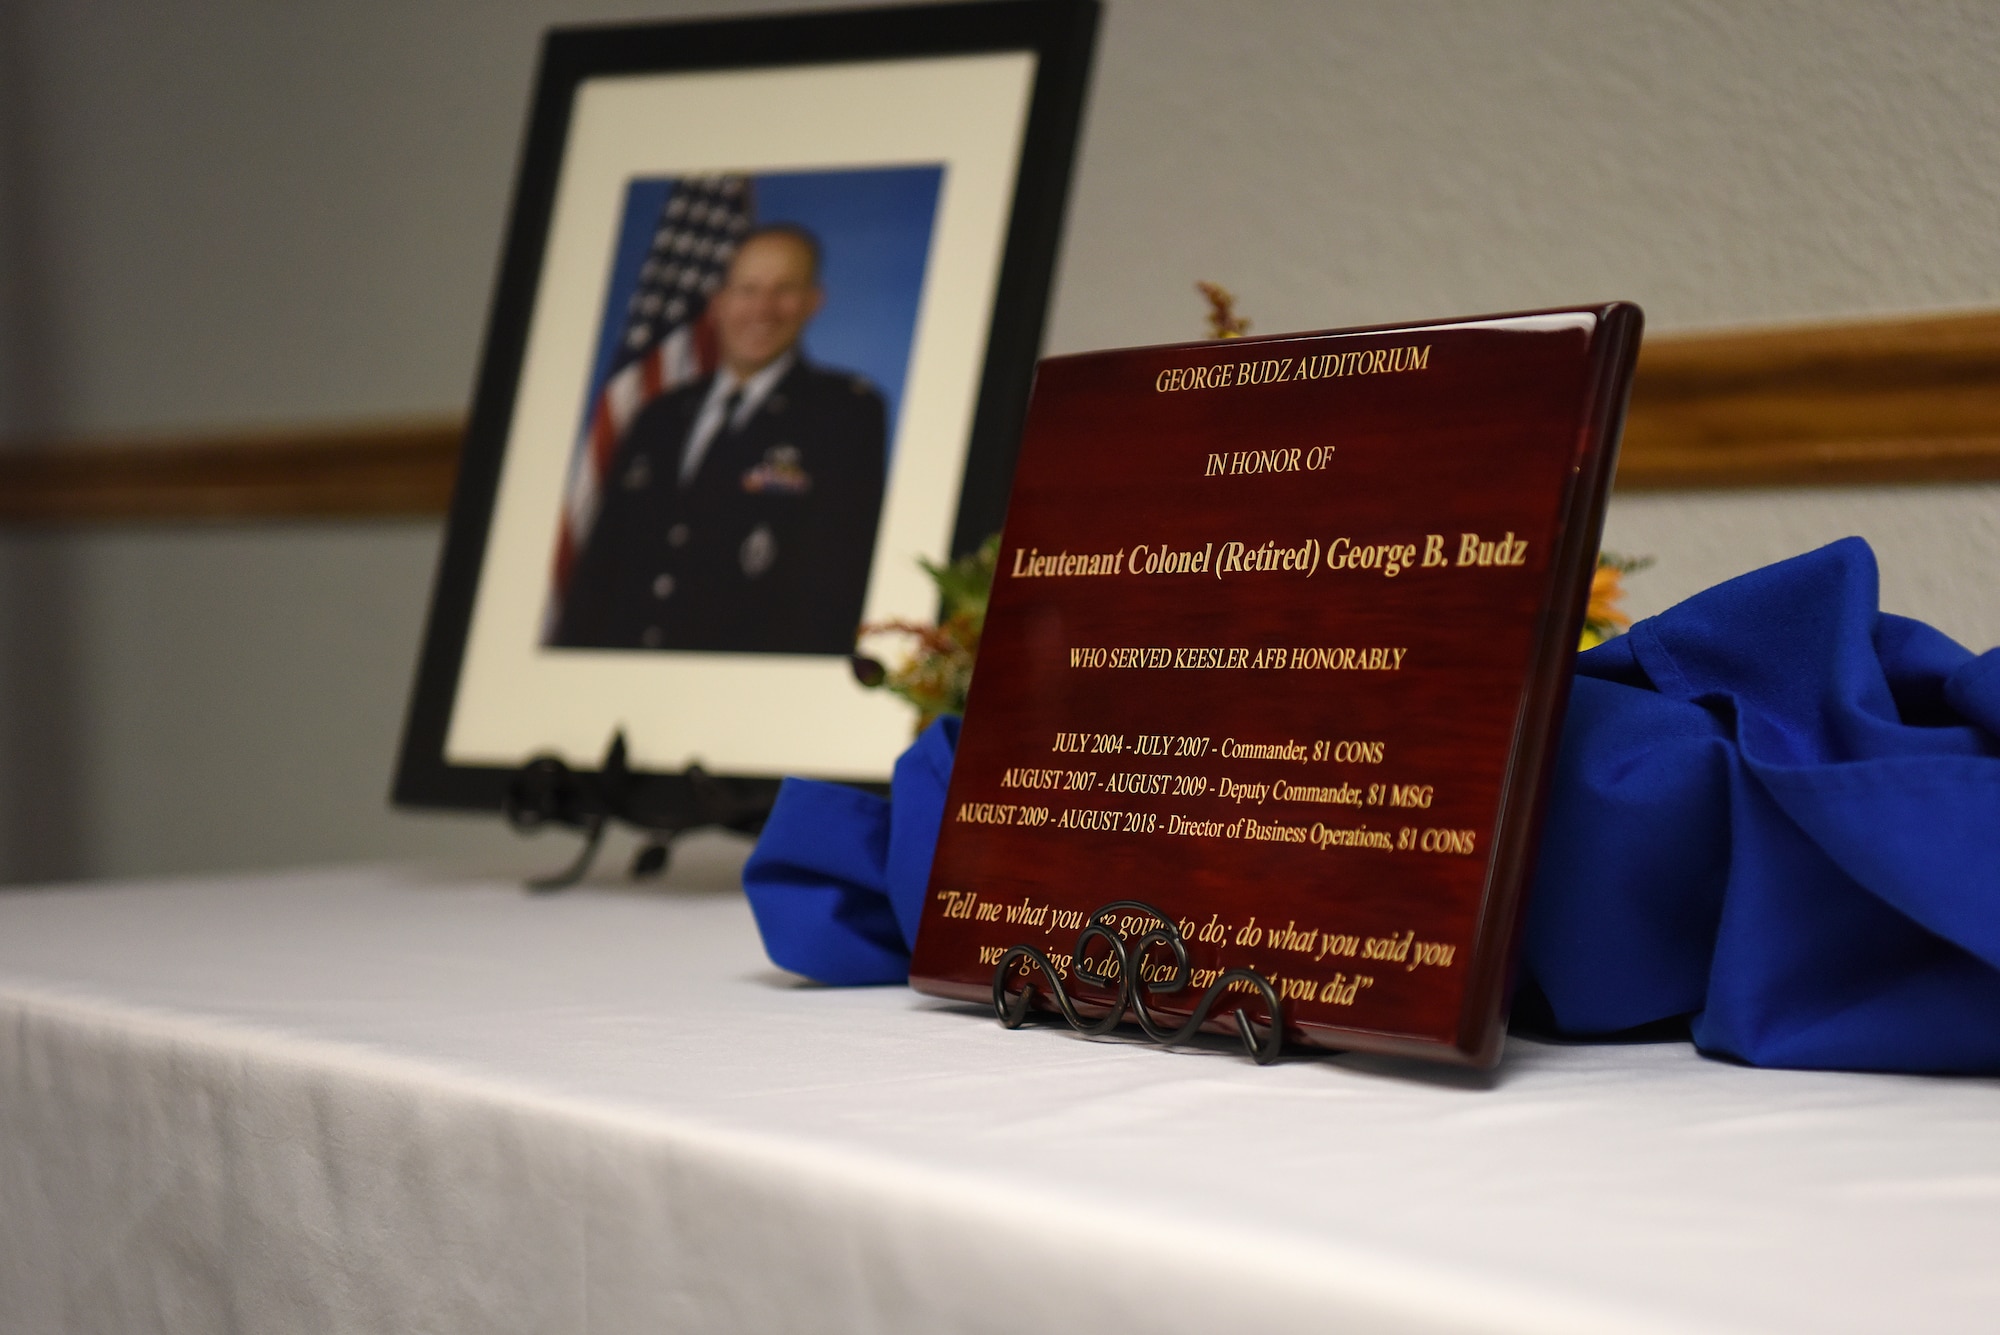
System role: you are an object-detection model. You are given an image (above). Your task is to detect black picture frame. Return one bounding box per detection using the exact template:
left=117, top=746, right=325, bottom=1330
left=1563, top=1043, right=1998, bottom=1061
left=393, top=0, right=1099, bottom=820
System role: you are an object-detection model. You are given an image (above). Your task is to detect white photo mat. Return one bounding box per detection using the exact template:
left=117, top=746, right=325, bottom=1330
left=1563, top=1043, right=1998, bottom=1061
left=446, top=52, right=1037, bottom=779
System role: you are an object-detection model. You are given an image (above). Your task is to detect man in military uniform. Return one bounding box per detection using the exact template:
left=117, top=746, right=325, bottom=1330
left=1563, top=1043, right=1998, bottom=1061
left=551, top=224, right=887, bottom=654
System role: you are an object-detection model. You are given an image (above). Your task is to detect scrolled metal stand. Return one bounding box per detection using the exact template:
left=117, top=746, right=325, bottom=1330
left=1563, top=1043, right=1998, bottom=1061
left=502, top=730, right=774, bottom=892
left=991, top=899, right=1284, bottom=1064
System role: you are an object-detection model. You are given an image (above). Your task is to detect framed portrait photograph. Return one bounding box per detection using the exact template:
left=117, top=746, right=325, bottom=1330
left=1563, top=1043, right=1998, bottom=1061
left=395, top=0, right=1099, bottom=813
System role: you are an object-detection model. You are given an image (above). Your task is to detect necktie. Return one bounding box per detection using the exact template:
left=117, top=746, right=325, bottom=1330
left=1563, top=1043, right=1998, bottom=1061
left=682, top=386, right=746, bottom=487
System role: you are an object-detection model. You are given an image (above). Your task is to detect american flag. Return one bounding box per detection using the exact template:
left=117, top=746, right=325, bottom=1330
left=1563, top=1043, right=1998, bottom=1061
left=550, top=175, right=754, bottom=601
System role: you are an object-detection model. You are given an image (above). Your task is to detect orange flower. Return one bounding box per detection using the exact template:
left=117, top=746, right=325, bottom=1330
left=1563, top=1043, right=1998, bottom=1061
left=1580, top=553, right=1652, bottom=650
left=1586, top=563, right=1632, bottom=633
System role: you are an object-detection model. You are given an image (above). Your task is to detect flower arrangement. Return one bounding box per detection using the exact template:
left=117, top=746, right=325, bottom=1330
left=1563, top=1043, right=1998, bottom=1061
left=851, top=536, right=996, bottom=730
left=1198, top=281, right=1251, bottom=339
left=1583, top=552, right=1652, bottom=650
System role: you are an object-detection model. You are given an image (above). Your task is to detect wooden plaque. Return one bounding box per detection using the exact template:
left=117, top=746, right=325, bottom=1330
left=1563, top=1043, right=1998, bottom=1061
left=908, top=304, right=1643, bottom=1067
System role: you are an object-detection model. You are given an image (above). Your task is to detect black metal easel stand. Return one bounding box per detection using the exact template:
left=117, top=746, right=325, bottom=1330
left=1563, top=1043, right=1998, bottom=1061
left=501, top=730, right=774, bottom=891
left=992, top=899, right=1285, bottom=1064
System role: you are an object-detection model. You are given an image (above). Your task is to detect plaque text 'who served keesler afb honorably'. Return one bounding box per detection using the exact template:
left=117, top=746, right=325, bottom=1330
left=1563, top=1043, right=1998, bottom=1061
left=909, top=306, right=1642, bottom=1066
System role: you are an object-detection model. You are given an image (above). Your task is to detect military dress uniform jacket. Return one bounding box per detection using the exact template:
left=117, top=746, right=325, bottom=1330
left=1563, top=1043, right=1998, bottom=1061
left=551, top=360, right=887, bottom=653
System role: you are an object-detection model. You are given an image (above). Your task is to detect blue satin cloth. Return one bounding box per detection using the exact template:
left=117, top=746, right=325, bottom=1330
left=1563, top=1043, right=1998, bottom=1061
left=742, top=539, right=2000, bottom=1072
left=1523, top=537, right=2000, bottom=1072
left=742, top=716, right=956, bottom=985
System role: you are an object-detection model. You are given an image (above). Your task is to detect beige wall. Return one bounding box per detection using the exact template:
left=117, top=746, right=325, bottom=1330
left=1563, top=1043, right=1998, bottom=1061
left=3, top=0, right=1998, bottom=881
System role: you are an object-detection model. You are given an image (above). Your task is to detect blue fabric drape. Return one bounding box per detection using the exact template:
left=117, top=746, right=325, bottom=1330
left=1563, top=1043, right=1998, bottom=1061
left=1523, top=537, right=2000, bottom=1072
left=742, top=716, right=956, bottom=985
left=742, top=540, right=2000, bottom=1072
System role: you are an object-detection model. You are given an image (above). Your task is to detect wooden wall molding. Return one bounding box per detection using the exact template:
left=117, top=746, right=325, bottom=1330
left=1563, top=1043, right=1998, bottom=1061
left=3, top=309, right=1998, bottom=523
left=1618, top=309, right=2000, bottom=489
left=0, top=418, right=462, bottom=523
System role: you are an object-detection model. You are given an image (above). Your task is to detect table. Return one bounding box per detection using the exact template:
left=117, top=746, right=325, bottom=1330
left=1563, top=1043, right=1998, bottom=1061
left=3, top=838, right=1997, bottom=1334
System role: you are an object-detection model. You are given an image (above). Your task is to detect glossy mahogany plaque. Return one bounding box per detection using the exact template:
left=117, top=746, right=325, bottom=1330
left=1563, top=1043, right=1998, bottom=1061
left=909, top=305, right=1642, bottom=1066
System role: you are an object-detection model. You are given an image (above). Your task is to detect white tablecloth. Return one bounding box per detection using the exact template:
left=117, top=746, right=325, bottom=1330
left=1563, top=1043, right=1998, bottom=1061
left=3, top=839, right=1997, bottom=1335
